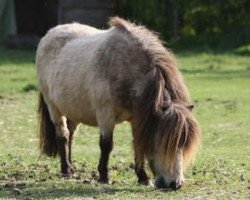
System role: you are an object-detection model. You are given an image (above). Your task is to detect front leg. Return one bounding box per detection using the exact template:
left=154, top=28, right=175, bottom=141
left=96, top=108, right=115, bottom=183
left=134, top=151, right=149, bottom=184
left=98, top=134, right=113, bottom=183
left=131, top=122, right=149, bottom=184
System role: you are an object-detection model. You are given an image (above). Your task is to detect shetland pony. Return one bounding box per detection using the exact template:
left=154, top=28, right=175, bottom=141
left=36, top=17, right=200, bottom=190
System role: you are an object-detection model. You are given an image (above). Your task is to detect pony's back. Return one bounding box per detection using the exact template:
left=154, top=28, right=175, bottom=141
left=36, top=23, right=100, bottom=68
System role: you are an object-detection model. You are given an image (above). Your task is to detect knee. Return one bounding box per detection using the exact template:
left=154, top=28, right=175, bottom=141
left=100, top=135, right=113, bottom=153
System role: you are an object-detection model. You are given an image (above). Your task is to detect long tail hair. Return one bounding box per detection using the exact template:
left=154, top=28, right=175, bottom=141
left=38, top=93, right=57, bottom=157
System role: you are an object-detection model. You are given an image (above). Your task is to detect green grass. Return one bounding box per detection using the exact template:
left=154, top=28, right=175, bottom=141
left=0, top=48, right=249, bottom=199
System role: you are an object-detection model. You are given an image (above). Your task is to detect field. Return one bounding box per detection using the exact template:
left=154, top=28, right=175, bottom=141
left=0, top=47, right=249, bottom=199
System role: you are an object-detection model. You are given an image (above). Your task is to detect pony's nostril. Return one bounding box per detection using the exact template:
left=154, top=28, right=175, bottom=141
left=155, top=176, right=167, bottom=189
left=169, top=181, right=182, bottom=190
left=155, top=177, right=183, bottom=190
left=169, top=181, right=176, bottom=190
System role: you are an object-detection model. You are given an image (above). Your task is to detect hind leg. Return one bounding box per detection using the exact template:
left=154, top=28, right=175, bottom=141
left=42, top=98, right=74, bottom=176
left=67, top=120, right=78, bottom=165
left=54, top=116, right=74, bottom=176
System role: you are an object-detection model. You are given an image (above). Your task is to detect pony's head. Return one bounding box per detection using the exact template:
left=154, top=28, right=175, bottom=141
left=133, top=67, right=200, bottom=190
left=148, top=102, right=200, bottom=190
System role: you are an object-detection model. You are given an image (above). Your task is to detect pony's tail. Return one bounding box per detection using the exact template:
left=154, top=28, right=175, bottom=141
left=38, top=93, right=57, bottom=157
left=159, top=103, right=200, bottom=171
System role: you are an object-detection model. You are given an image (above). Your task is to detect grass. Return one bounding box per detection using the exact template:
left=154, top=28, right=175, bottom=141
left=0, top=47, right=249, bottom=199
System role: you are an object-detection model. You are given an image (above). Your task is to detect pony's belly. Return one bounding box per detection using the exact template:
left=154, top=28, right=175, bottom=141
left=79, top=117, right=98, bottom=126
left=115, top=108, right=132, bottom=123
left=76, top=106, right=98, bottom=126
left=65, top=111, right=97, bottom=126
left=53, top=95, right=98, bottom=126
left=64, top=107, right=98, bottom=126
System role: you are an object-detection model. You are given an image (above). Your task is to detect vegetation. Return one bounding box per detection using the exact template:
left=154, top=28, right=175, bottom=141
left=0, top=47, right=249, bottom=199
left=116, top=0, right=250, bottom=48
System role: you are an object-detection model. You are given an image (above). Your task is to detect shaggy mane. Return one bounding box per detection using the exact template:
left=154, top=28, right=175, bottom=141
left=109, top=17, right=200, bottom=170
left=109, top=17, right=189, bottom=102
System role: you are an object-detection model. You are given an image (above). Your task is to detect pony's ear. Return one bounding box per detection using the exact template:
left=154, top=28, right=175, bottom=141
left=187, top=104, right=195, bottom=111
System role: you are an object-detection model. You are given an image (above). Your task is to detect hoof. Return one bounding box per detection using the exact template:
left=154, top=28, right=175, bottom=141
left=138, top=178, right=149, bottom=185
left=61, top=166, right=75, bottom=177
left=61, top=173, right=72, bottom=178
left=98, top=178, right=109, bottom=184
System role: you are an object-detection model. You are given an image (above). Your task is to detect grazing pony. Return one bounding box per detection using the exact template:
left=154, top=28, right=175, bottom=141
left=36, top=17, right=200, bottom=190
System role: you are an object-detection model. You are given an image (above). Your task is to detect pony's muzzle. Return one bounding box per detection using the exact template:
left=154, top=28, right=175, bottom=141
left=154, top=176, right=182, bottom=190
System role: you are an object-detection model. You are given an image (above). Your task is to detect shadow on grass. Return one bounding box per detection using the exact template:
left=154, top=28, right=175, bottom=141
left=1, top=182, right=153, bottom=199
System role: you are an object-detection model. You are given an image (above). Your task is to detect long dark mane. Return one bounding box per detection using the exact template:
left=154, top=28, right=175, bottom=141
left=110, top=17, right=200, bottom=170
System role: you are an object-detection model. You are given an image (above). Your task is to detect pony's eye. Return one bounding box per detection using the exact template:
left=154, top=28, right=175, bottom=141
left=161, top=102, right=170, bottom=112
left=162, top=106, right=168, bottom=112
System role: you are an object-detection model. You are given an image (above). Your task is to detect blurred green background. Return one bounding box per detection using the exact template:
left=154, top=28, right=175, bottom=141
left=117, top=0, right=250, bottom=49
left=0, top=0, right=249, bottom=50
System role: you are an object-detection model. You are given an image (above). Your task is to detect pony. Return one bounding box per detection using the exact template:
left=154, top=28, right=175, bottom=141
left=36, top=17, right=200, bottom=190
